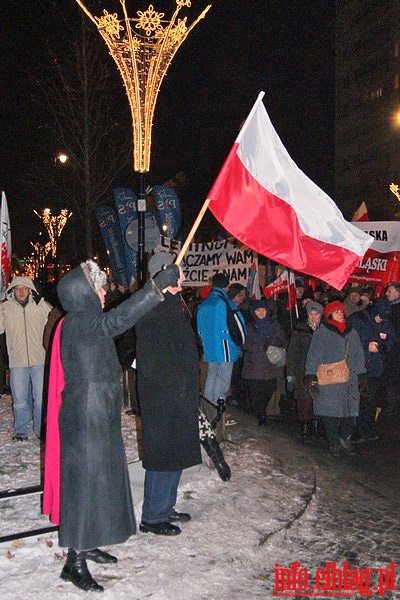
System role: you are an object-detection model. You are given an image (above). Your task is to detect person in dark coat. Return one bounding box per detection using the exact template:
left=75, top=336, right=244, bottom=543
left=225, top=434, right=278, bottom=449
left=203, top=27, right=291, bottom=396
left=135, top=253, right=202, bottom=536
left=305, top=300, right=365, bottom=456
left=348, top=297, right=396, bottom=441
left=44, top=259, right=179, bottom=593
left=286, top=301, right=323, bottom=439
left=241, top=299, right=287, bottom=426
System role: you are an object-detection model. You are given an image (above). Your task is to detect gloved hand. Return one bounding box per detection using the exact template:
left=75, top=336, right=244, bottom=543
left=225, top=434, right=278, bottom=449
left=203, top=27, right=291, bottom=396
left=286, top=375, right=296, bottom=392
left=152, top=264, right=180, bottom=291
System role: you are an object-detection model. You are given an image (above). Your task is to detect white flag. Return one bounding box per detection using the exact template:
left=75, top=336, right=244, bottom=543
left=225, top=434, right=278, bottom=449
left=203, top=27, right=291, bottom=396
left=0, top=192, right=12, bottom=300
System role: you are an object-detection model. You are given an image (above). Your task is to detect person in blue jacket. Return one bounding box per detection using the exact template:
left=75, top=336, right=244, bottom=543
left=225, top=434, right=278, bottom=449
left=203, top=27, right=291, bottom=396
left=196, top=273, right=246, bottom=437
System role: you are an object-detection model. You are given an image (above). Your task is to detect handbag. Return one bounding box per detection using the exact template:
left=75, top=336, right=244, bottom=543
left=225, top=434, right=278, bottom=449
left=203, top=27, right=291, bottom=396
left=266, top=345, right=286, bottom=367
left=316, top=339, right=350, bottom=385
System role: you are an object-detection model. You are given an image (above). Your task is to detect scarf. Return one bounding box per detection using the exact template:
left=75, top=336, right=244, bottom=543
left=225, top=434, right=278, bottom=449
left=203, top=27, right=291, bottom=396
left=253, top=316, right=274, bottom=343
left=326, top=317, right=346, bottom=333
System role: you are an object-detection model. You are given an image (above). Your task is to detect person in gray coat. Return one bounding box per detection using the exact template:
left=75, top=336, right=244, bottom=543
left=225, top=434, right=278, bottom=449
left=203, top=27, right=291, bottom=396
left=305, top=300, right=366, bottom=456
left=44, top=259, right=179, bottom=593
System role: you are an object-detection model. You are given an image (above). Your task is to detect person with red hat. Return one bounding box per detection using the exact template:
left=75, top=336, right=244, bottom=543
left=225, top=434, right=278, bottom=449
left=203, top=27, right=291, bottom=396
left=305, top=300, right=366, bottom=456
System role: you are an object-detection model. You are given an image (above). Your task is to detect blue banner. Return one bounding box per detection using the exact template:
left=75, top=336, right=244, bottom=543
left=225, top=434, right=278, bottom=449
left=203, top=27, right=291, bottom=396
left=153, top=185, right=182, bottom=239
left=113, top=187, right=138, bottom=282
left=94, top=204, right=129, bottom=287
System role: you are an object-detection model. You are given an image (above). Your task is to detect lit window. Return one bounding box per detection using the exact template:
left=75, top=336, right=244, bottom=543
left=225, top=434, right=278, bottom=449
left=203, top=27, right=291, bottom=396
left=395, top=74, right=400, bottom=90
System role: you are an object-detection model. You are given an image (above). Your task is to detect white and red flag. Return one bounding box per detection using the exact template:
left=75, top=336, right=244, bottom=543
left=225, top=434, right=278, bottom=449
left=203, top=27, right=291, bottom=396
left=352, top=202, right=369, bottom=222
left=207, top=93, right=373, bottom=290
left=0, top=192, right=11, bottom=300
left=246, top=262, right=261, bottom=299
left=263, top=269, right=297, bottom=309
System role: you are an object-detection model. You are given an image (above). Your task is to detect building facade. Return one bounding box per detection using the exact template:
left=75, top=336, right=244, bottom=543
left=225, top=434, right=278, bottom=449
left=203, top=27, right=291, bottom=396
left=335, top=0, right=400, bottom=220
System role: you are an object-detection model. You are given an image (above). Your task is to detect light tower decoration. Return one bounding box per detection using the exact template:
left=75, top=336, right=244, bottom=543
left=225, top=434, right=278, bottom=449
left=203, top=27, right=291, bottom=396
left=34, top=208, right=73, bottom=259
left=390, top=183, right=400, bottom=203
left=73, top=0, right=211, bottom=284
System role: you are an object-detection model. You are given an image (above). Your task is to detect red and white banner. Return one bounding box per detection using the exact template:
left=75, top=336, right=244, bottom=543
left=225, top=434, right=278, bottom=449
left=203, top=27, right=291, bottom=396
left=263, top=269, right=296, bottom=309
left=0, top=192, right=11, bottom=300
left=207, top=92, right=372, bottom=290
left=349, top=221, right=400, bottom=286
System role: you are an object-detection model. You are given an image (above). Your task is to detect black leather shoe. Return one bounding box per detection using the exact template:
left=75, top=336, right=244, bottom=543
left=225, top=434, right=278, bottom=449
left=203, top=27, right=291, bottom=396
left=168, top=510, right=191, bottom=522
left=60, top=549, right=104, bottom=592
left=83, top=548, right=118, bottom=564
left=139, top=521, right=181, bottom=536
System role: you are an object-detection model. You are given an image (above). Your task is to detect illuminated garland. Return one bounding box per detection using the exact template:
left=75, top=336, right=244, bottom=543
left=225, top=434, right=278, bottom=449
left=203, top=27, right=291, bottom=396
left=73, top=1, right=211, bottom=172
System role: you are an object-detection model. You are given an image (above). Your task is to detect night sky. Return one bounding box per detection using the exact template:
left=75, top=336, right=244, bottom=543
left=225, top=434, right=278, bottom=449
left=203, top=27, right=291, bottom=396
left=1, top=0, right=335, bottom=258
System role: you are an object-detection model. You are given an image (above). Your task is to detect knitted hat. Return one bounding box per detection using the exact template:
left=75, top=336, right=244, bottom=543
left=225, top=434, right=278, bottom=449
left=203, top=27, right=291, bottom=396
left=80, top=260, right=107, bottom=293
left=148, top=252, right=174, bottom=277
left=324, top=300, right=345, bottom=318
left=251, top=299, right=269, bottom=311
left=212, top=273, right=229, bottom=289
left=305, top=301, right=323, bottom=316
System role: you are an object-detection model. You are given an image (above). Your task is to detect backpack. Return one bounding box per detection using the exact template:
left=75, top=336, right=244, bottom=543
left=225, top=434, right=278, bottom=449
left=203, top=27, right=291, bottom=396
left=214, top=291, right=246, bottom=347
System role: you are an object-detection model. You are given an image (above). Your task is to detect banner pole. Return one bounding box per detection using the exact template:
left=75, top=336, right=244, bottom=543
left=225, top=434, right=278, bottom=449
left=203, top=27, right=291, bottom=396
left=175, top=198, right=211, bottom=264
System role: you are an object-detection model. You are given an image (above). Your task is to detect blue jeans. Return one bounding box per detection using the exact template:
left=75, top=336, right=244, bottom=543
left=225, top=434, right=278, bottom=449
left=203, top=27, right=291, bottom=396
left=141, top=470, right=182, bottom=524
left=204, top=362, right=234, bottom=405
left=10, top=365, right=45, bottom=436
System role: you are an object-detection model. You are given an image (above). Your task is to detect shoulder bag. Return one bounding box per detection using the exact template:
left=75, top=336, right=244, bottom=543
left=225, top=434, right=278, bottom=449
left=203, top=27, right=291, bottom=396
left=316, top=338, right=350, bottom=385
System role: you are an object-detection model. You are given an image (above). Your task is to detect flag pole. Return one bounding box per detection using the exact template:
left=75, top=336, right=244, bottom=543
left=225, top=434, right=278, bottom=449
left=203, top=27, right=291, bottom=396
left=175, top=91, right=266, bottom=265
left=175, top=198, right=210, bottom=264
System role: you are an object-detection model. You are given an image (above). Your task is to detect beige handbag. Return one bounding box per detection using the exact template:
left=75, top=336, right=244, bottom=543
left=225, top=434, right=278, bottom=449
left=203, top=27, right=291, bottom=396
left=316, top=339, right=350, bottom=386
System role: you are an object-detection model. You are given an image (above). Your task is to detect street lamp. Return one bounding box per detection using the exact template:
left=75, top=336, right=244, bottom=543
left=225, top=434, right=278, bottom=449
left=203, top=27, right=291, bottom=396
left=55, top=152, right=70, bottom=165
left=73, top=0, right=211, bottom=285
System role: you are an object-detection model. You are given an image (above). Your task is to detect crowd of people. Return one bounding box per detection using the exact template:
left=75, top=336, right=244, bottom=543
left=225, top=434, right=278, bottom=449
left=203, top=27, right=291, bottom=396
left=1, top=258, right=400, bottom=592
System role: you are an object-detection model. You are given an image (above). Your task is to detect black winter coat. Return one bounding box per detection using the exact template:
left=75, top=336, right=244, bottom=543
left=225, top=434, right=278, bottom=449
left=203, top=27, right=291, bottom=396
left=57, top=266, right=163, bottom=550
left=135, top=293, right=202, bottom=471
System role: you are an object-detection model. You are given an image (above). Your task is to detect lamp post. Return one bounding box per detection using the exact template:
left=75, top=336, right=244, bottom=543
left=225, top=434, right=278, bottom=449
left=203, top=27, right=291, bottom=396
left=73, top=0, right=211, bottom=286
left=34, top=208, right=73, bottom=283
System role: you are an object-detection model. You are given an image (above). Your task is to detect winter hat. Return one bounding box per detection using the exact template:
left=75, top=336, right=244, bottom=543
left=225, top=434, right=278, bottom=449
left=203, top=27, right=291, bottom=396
left=324, top=300, right=345, bottom=318
left=148, top=252, right=174, bottom=277
left=306, top=301, right=323, bottom=316
left=212, top=273, right=229, bottom=289
left=227, top=283, right=245, bottom=300
left=251, top=299, right=269, bottom=312
left=80, top=260, right=107, bottom=293
left=371, top=297, right=392, bottom=320
left=348, top=286, right=363, bottom=296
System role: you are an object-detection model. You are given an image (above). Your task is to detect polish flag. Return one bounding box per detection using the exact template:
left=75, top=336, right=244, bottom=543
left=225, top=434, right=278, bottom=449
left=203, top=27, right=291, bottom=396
left=352, top=202, right=369, bottom=222
left=207, top=93, right=373, bottom=290
left=0, top=192, right=11, bottom=300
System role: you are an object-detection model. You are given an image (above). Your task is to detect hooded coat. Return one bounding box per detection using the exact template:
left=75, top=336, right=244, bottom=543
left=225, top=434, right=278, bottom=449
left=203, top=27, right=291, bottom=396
left=135, top=292, right=202, bottom=471
left=0, top=276, right=51, bottom=367
left=56, top=265, right=163, bottom=550
left=305, top=321, right=365, bottom=418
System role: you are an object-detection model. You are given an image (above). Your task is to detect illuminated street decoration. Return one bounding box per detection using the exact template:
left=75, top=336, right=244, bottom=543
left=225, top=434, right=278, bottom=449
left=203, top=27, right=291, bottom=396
left=390, top=183, right=400, bottom=203
left=34, top=208, right=73, bottom=258
left=73, top=1, right=211, bottom=172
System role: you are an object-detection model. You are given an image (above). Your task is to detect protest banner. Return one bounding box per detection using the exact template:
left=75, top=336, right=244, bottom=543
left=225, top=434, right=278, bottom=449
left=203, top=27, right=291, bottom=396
left=157, top=237, right=257, bottom=287
left=350, top=221, right=400, bottom=286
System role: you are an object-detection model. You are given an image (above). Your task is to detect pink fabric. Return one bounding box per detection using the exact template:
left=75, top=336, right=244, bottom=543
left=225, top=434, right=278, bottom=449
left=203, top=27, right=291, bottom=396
left=42, top=318, right=64, bottom=525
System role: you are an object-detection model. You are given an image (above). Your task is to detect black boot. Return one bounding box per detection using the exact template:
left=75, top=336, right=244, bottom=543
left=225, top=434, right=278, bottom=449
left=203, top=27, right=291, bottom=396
left=60, top=548, right=104, bottom=592
left=200, top=436, right=231, bottom=481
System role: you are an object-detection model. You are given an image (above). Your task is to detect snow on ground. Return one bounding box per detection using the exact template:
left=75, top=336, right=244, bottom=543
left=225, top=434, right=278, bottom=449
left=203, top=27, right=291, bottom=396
left=0, top=394, right=323, bottom=599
